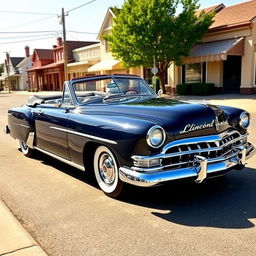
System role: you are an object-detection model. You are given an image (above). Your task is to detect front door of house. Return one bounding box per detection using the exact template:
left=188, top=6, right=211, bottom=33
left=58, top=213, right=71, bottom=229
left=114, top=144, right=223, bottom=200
left=223, top=55, right=241, bottom=93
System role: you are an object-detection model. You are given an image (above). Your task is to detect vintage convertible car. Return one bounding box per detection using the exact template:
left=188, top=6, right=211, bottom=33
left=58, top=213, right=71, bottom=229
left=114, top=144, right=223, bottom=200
left=5, top=74, right=255, bottom=197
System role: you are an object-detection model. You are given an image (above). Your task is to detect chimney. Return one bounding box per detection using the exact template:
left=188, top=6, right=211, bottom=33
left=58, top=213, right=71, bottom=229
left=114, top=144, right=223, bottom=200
left=6, top=52, right=10, bottom=65
left=25, top=46, right=30, bottom=58
left=57, top=37, right=62, bottom=47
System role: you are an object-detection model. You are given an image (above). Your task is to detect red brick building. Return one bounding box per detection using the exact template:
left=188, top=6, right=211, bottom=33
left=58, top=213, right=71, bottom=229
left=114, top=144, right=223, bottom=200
left=28, top=37, right=98, bottom=91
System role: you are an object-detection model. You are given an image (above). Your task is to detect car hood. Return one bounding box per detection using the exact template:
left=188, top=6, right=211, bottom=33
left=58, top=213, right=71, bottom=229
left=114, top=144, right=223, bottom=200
left=79, top=98, right=222, bottom=138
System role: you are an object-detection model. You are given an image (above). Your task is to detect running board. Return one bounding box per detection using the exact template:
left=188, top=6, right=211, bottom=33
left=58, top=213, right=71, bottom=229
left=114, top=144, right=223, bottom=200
left=34, top=147, right=85, bottom=171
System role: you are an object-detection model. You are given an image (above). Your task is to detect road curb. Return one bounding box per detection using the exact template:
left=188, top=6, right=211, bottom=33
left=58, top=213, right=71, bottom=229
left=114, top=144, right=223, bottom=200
left=0, top=200, right=48, bottom=256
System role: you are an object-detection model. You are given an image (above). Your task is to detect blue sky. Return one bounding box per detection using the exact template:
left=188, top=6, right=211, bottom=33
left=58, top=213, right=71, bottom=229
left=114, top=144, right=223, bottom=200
left=0, top=0, right=249, bottom=63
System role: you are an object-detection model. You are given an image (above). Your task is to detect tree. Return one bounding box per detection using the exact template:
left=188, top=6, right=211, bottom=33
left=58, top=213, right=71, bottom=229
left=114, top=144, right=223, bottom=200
left=106, top=0, right=215, bottom=93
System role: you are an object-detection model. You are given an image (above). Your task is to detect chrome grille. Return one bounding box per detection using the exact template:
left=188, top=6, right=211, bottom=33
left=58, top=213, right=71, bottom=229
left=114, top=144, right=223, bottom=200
left=162, top=130, right=244, bottom=169
left=132, top=129, right=248, bottom=172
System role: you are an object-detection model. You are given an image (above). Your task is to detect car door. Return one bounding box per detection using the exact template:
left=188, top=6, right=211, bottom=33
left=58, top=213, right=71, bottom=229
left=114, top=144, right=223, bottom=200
left=34, top=85, right=73, bottom=160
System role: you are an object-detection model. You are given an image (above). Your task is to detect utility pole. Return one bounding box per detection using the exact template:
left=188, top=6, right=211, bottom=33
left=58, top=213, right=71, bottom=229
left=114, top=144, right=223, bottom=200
left=59, top=8, right=68, bottom=81
left=4, top=57, right=10, bottom=93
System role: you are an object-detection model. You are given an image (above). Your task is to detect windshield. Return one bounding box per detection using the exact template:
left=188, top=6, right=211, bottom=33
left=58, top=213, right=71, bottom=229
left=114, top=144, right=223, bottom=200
left=72, top=76, right=156, bottom=104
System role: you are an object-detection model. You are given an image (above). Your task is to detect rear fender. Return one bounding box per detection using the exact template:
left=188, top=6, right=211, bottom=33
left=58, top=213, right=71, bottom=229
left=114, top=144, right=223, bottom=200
left=8, top=107, right=35, bottom=147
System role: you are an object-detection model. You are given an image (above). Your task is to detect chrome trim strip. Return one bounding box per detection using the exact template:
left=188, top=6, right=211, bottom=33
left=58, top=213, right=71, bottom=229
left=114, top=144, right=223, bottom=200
left=49, top=126, right=117, bottom=145
left=16, top=123, right=30, bottom=129
left=34, top=147, right=85, bottom=171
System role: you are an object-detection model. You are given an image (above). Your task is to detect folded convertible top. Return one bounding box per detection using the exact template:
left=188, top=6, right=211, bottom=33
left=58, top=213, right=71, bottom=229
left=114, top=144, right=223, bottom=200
left=26, top=94, right=62, bottom=107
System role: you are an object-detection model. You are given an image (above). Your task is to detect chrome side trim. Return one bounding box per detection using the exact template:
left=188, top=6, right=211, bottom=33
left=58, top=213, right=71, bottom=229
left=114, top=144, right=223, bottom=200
left=34, top=147, right=85, bottom=171
left=49, top=126, right=117, bottom=145
left=15, top=123, right=30, bottom=129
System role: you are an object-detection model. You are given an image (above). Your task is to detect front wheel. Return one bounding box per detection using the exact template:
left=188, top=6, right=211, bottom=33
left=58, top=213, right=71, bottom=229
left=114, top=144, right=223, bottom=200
left=93, top=146, right=123, bottom=198
left=19, top=140, right=34, bottom=157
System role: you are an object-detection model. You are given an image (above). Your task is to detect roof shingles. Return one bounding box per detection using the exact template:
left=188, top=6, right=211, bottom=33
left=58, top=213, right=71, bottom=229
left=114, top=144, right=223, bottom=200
left=210, top=0, right=256, bottom=30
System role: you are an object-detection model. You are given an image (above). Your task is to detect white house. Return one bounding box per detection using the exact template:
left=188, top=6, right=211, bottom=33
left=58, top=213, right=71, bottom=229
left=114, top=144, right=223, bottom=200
left=1, top=46, right=32, bottom=91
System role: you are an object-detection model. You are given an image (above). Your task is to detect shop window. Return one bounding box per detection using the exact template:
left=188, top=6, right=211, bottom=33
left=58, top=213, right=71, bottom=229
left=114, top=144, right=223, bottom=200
left=182, top=62, right=206, bottom=84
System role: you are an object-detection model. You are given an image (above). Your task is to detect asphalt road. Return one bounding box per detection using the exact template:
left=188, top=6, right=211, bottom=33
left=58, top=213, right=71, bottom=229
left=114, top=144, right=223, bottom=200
left=0, top=92, right=256, bottom=256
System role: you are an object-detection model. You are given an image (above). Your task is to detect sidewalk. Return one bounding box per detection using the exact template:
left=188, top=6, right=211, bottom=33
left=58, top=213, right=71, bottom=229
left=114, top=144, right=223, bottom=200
left=0, top=200, right=47, bottom=256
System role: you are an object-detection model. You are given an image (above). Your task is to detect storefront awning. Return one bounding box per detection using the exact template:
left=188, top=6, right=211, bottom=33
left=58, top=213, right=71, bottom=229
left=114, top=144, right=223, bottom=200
left=182, top=37, right=244, bottom=64
left=88, top=59, right=122, bottom=72
left=67, top=61, right=89, bottom=67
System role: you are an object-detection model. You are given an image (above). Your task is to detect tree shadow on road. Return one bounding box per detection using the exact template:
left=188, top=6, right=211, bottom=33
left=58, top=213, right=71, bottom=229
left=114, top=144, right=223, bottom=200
left=121, top=168, right=256, bottom=229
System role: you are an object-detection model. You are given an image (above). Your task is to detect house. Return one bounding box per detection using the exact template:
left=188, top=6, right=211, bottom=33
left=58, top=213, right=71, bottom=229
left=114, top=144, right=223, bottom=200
left=28, top=37, right=98, bottom=91
left=0, top=47, right=32, bottom=91
left=86, top=1, right=256, bottom=94
left=169, top=0, right=256, bottom=94
left=16, top=46, right=32, bottom=90
left=87, top=8, right=142, bottom=77
left=67, top=43, right=101, bottom=79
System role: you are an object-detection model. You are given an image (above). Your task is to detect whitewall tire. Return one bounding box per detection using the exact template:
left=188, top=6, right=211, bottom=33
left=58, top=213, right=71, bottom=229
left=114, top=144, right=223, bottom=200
left=19, top=140, right=33, bottom=157
left=93, top=146, right=123, bottom=198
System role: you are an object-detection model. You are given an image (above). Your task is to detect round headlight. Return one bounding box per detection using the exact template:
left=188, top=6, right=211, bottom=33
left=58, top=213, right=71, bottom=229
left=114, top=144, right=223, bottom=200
left=239, top=111, right=250, bottom=128
left=146, top=125, right=166, bottom=148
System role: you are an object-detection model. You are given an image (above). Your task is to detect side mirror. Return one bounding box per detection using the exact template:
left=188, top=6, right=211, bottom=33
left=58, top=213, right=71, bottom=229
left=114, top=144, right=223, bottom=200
left=158, top=89, right=163, bottom=96
left=55, top=98, right=62, bottom=107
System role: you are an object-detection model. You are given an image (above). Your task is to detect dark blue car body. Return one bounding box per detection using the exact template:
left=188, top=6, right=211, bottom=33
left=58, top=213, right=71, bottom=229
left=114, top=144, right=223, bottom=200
left=6, top=75, right=255, bottom=197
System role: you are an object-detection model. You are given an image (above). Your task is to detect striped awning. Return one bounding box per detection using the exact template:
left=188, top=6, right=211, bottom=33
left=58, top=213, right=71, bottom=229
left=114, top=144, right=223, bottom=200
left=182, top=37, right=244, bottom=64
left=88, top=59, right=122, bottom=72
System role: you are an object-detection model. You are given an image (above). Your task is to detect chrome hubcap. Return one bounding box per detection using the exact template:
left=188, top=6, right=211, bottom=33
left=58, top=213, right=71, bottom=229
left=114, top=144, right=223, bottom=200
left=20, top=141, right=28, bottom=151
left=20, top=141, right=28, bottom=153
left=99, top=153, right=116, bottom=185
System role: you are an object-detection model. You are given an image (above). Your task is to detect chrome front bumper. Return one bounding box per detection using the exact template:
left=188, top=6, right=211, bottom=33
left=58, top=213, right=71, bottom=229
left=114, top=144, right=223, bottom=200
left=119, top=142, right=255, bottom=187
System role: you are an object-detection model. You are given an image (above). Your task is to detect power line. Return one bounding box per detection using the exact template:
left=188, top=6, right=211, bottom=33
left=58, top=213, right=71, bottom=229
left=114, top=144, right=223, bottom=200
left=0, top=10, right=57, bottom=15
left=68, top=30, right=97, bottom=35
left=0, top=30, right=97, bottom=34
left=0, top=35, right=56, bottom=44
left=0, top=30, right=62, bottom=34
left=67, top=0, right=97, bottom=13
left=0, top=15, right=57, bottom=31
left=0, top=33, right=59, bottom=40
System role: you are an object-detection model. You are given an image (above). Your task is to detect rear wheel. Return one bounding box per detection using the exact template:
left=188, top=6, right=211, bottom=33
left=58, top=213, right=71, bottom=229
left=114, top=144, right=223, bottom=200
left=19, top=140, right=34, bottom=157
left=93, top=146, right=123, bottom=198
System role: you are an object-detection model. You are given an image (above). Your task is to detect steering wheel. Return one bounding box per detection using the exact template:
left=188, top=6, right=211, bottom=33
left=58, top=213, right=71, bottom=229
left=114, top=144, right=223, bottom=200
left=124, top=89, right=139, bottom=95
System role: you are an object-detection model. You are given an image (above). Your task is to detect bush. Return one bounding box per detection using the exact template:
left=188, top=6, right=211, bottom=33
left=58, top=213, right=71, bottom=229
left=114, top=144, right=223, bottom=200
left=176, top=83, right=216, bottom=96
left=176, top=83, right=192, bottom=95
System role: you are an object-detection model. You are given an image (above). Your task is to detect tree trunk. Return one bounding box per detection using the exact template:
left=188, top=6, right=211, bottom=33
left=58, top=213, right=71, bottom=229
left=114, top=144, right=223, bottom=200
left=159, top=72, right=166, bottom=94
left=157, top=61, right=169, bottom=94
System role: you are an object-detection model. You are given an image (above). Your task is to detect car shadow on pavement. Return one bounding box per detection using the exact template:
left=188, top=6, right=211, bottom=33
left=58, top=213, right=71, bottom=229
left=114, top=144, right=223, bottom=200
left=31, top=151, right=98, bottom=184
left=32, top=151, right=256, bottom=229
left=122, top=167, right=256, bottom=229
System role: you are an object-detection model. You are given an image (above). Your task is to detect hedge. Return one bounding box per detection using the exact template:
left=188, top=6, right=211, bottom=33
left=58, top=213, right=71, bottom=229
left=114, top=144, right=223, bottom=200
left=176, top=83, right=216, bottom=96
